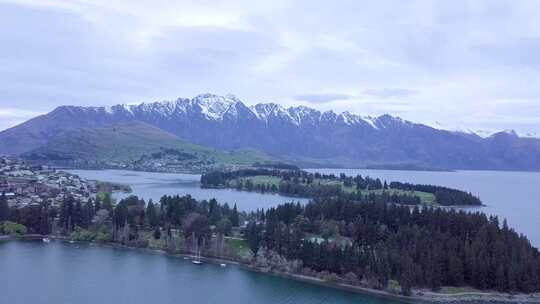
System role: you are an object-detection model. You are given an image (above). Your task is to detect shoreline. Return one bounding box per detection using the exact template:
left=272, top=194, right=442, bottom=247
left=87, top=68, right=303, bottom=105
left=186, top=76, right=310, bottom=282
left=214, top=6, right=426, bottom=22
left=2, top=236, right=539, bottom=303
left=201, top=185, right=484, bottom=208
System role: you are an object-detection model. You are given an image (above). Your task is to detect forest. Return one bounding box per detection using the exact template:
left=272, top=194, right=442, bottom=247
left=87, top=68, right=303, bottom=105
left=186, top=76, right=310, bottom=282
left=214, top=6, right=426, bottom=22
left=201, top=169, right=482, bottom=206
left=245, top=198, right=540, bottom=294
left=1, top=190, right=538, bottom=295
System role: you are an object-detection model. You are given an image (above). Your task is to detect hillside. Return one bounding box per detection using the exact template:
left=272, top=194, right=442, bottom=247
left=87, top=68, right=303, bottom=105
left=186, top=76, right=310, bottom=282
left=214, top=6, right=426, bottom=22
left=3, top=94, right=540, bottom=171
left=21, top=121, right=271, bottom=171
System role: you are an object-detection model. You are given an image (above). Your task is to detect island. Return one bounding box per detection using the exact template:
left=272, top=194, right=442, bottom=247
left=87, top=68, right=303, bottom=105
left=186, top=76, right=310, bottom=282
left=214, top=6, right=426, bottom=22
left=200, top=168, right=483, bottom=206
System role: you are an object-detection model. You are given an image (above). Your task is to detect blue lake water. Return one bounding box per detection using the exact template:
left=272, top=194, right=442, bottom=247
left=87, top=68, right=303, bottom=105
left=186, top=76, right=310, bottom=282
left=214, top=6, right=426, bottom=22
left=66, top=169, right=308, bottom=211
left=0, top=240, right=403, bottom=304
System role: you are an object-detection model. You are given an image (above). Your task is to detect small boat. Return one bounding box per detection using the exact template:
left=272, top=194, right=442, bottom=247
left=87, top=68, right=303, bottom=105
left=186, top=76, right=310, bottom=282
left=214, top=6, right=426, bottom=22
left=69, top=240, right=75, bottom=244
left=192, top=250, right=203, bottom=265
left=220, top=263, right=227, bottom=267
left=42, top=238, right=51, bottom=243
left=183, top=257, right=190, bottom=260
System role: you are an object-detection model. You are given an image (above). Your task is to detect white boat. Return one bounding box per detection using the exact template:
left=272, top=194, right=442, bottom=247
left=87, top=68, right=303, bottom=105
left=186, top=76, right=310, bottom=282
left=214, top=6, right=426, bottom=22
left=220, top=263, right=227, bottom=267
left=69, top=240, right=75, bottom=244
left=42, top=238, right=51, bottom=243
left=192, top=249, right=203, bottom=265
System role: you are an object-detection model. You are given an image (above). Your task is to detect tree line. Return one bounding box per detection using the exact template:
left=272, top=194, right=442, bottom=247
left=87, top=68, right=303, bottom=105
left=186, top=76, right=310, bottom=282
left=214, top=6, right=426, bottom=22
left=201, top=169, right=481, bottom=206
left=2, top=191, right=537, bottom=294
left=389, top=182, right=482, bottom=206
left=245, top=198, right=540, bottom=294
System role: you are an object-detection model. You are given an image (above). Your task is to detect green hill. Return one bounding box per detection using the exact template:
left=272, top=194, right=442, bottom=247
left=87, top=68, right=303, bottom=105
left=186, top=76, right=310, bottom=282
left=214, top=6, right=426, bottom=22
left=22, top=121, right=272, bottom=170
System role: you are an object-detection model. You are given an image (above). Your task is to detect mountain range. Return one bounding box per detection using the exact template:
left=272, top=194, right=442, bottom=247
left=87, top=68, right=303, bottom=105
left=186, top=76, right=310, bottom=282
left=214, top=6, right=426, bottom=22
left=2, top=93, right=540, bottom=171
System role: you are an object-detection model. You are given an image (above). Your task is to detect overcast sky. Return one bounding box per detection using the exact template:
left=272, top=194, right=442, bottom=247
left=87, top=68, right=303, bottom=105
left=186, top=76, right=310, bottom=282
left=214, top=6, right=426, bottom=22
left=1, top=0, right=540, bottom=136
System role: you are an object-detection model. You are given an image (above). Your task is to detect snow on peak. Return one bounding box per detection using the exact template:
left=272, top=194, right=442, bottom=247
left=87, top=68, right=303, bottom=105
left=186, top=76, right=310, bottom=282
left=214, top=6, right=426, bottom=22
left=97, top=94, right=415, bottom=130
left=492, top=129, right=519, bottom=138
left=191, top=93, right=241, bottom=120
left=339, top=111, right=363, bottom=125
left=287, top=106, right=321, bottom=125
left=104, top=105, right=114, bottom=114
left=250, top=103, right=293, bottom=123
left=362, top=116, right=379, bottom=129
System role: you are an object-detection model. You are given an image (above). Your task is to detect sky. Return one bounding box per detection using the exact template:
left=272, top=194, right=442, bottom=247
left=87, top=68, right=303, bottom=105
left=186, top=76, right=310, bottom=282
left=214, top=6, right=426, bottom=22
left=1, top=0, right=540, bottom=136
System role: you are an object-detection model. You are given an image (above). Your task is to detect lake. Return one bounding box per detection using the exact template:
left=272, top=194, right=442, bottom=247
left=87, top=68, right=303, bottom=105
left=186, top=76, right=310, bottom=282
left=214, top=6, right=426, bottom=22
left=66, top=169, right=308, bottom=211
left=0, top=240, right=403, bottom=304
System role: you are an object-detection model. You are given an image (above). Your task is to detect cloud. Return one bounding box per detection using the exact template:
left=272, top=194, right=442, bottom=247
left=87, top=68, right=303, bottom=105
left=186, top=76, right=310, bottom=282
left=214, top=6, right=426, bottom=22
left=363, top=88, right=418, bottom=99
left=0, top=108, right=44, bottom=131
left=1, top=0, right=540, bottom=135
left=295, top=93, right=353, bottom=104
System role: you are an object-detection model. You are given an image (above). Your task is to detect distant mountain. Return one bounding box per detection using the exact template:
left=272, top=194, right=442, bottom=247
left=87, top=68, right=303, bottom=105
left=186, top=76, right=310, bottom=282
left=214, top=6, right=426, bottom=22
left=21, top=121, right=271, bottom=169
left=2, top=93, right=540, bottom=170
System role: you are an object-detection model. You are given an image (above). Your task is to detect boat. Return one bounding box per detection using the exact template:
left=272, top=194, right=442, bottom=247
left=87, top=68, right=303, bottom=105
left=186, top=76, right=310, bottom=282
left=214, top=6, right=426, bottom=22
left=220, top=263, right=227, bottom=267
left=192, top=249, right=203, bottom=265
left=42, top=238, right=51, bottom=243
left=183, top=257, right=190, bottom=260
left=69, top=240, right=75, bottom=244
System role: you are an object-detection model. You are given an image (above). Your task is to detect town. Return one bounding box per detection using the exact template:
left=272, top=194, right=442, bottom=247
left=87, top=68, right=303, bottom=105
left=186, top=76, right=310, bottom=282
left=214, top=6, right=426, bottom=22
left=0, top=156, right=117, bottom=208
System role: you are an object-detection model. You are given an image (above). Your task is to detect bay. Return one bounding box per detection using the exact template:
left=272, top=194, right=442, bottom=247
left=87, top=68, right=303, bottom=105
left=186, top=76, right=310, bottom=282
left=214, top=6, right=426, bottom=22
left=0, top=240, right=403, bottom=304
left=66, top=169, right=308, bottom=212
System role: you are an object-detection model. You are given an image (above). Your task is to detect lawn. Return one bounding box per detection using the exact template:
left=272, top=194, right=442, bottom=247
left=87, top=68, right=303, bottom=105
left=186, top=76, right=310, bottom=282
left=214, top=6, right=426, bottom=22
left=225, top=238, right=251, bottom=257
left=228, top=175, right=436, bottom=204
left=231, top=175, right=282, bottom=187
left=438, top=286, right=483, bottom=294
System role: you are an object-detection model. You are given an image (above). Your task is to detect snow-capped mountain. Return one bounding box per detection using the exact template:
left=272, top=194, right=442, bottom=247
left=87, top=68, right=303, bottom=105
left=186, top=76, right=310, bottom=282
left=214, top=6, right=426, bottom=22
left=2, top=93, right=540, bottom=170
left=78, top=93, right=408, bottom=129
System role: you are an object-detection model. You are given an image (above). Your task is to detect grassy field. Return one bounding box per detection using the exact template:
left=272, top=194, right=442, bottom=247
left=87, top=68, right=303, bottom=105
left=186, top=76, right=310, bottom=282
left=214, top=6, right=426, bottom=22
left=438, top=286, right=482, bottom=294
left=225, top=238, right=251, bottom=257
left=229, top=175, right=436, bottom=204
left=230, top=175, right=282, bottom=187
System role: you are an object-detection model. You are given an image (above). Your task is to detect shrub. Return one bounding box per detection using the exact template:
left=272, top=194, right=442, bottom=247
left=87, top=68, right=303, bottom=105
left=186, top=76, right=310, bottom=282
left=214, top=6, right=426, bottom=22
left=96, top=232, right=111, bottom=243
left=1, top=221, right=27, bottom=236
left=70, top=226, right=96, bottom=241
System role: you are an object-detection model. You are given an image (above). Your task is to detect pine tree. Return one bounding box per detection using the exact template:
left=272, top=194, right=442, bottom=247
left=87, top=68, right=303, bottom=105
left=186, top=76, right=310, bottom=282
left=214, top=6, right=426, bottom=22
left=101, top=193, right=113, bottom=212
left=60, top=196, right=75, bottom=232
left=38, top=207, right=51, bottom=235
left=246, top=221, right=262, bottom=257
left=83, top=200, right=94, bottom=228
left=495, top=264, right=506, bottom=291
left=153, top=226, right=161, bottom=239
left=94, top=196, right=102, bottom=212
left=208, top=199, right=221, bottom=225
left=146, top=200, right=159, bottom=227
left=230, top=203, right=240, bottom=227
left=399, top=256, right=414, bottom=296
left=73, top=201, right=84, bottom=228
left=0, top=194, right=9, bottom=222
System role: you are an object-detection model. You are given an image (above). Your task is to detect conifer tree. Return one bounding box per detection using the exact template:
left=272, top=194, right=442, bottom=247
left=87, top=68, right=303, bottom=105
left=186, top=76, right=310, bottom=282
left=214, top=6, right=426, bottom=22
left=230, top=203, right=240, bottom=227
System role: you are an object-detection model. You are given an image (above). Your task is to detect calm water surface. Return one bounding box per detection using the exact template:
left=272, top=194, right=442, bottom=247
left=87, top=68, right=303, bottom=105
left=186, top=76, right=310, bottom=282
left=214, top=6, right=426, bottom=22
left=307, top=168, right=540, bottom=247
left=0, top=241, right=403, bottom=304
left=66, top=169, right=308, bottom=211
